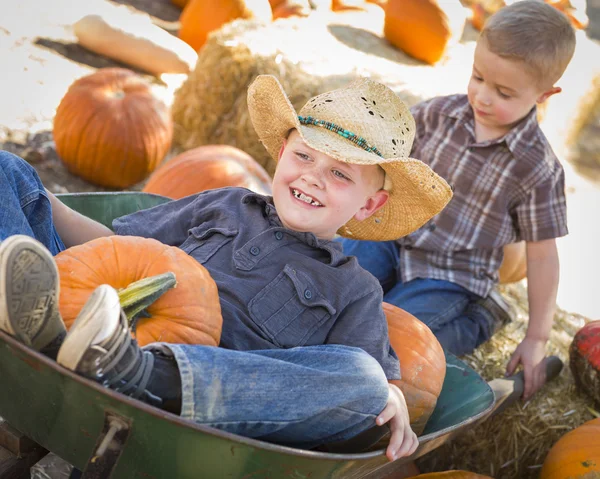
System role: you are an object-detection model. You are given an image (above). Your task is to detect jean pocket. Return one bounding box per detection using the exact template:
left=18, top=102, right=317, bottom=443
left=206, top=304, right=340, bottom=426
left=249, top=265, right=336, bottom=348
left=180, top=226, right=237, bottom=264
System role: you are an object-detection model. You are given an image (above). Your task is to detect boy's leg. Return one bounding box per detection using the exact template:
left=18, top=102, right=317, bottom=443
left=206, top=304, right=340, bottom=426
left=0, top=235, right=66, bottom=357
left=337, top=238, right=400, bottom=293
left=56, top=286, right=389, bottom=449
left=384, top=278, right=501, bottom=356
left=0, top=150, right=65, bottom=255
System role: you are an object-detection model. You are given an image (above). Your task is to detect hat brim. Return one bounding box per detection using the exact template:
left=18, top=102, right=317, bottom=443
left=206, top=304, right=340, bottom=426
left=248, top=75, right=452, bottom=241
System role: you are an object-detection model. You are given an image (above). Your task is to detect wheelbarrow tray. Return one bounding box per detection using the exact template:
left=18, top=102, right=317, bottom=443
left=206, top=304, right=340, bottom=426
left=0, top=192, right=498, bottom=478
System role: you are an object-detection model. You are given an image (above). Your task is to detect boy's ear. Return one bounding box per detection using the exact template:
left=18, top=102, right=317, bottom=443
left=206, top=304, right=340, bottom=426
left=537, top=86, right=561, bottom=104
left=354, top=190, right=390, bottom=222
left=278, top=139, right=288, bottom=161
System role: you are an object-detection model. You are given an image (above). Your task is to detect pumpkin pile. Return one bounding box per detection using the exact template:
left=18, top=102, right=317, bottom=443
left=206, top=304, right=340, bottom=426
left=53, top=68, right=173, bottom=189
left=384, top=302, right=446, bottom=435
left=142, top=145, right=272, bottom=199
left=55, top=236, right=222, bottom=347
left=570, top=320, right=600, bottom=408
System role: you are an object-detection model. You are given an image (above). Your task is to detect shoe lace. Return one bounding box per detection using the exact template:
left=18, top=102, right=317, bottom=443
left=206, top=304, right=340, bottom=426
left=98, top=312, right=155, bottom=400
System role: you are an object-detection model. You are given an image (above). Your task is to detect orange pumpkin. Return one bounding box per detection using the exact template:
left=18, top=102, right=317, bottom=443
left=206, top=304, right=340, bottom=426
left=55, top=236, right=222, bottom=347
left=142, top=145, right=272, bottom=199
left=384, top=302, right=446, bottom=435
left=498, top=241, right=527, bottom=284
left=179, top=0, right=272, bottom=52
left=540, top=417, right=600, bottom=479
left=272, top=0, right=312, bottom=19
left=383, top=0, right=466, bottom=65
left=331, top=0, right=369, bottom=11
left=408, top=472, right=493, bottom=479
left=53, top=68, right=173, bottom=189
left=570, top=320, right=600, bottom=408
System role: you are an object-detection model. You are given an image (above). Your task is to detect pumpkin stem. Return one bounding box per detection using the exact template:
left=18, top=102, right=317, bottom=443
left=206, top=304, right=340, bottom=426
left=118, top=272, right=177, bottom=326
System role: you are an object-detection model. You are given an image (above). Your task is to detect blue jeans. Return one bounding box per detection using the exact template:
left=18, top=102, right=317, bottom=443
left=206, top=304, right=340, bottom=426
left=339, top=238, right=499, bottom=356
left=0, top=151, right=389, bottom=448
left=0, top=151, right=65, bottom=254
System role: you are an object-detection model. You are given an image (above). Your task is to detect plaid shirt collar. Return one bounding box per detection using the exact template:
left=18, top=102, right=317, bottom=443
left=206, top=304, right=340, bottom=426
left=447, top=99, right=540, bottom=158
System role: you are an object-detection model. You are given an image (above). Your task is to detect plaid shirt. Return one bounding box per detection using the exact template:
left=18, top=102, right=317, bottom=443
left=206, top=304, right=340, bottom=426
left=399, top=94, right=568, bottom=297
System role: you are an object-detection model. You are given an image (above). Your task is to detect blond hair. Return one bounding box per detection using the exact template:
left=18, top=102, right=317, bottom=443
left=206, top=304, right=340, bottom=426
left=480, top=0, right=576, bottom=87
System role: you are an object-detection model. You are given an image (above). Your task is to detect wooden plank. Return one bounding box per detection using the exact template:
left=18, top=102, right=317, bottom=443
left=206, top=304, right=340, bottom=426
left=0, top=421, right=37, bottom=456
left=0, top=444, right=48, bottom=479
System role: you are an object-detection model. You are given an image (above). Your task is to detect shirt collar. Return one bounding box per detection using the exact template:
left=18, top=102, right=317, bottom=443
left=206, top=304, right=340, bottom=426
left=448, top=97, right=540, bottom=156
left=241, top=191, right=345, bottom=264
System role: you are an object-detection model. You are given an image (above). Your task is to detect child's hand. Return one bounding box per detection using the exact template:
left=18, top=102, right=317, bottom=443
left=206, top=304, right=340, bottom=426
left=376, top=383, right=419, bottom=462
left=506, top=337, right=547, bottom=400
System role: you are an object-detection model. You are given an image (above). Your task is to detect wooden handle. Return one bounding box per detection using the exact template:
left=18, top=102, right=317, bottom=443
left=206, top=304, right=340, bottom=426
left=488, top=355, right=563, bottom=417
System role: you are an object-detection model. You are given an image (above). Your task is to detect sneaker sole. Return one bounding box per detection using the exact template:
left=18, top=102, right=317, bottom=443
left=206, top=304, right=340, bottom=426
left=57, top=284, right=121, bottom=371
left=0, top=235, right=64, bottom=350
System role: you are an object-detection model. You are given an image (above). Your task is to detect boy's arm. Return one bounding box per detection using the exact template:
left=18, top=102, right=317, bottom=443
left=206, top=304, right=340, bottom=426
left=378, top=383, right=419, bottom=462
left=46, top=189, right=114, bottom=248
left=505, top=238, right=559, bottom=400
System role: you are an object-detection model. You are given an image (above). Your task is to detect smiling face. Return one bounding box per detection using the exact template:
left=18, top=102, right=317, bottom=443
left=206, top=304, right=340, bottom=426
left=467, top=40, right=559, bottom=141
left=271, top=130, right=389, bottom=240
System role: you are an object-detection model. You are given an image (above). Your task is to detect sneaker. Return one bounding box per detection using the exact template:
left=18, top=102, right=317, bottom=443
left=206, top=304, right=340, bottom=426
left=0, top=235, right=66, bottom=354
left=477, top=288, right=515, bottom=329
left=57, top=284, right=160, bottom=405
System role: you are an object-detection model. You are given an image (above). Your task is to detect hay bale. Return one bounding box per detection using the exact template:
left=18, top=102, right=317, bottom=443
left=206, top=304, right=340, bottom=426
left=171, top=11, right=474, bottom=175
left=416, top=283, right=598, bottom=479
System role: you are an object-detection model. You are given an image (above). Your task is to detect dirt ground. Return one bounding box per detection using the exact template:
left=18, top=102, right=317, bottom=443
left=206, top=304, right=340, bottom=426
left=2, top=1, right=600, bottom=478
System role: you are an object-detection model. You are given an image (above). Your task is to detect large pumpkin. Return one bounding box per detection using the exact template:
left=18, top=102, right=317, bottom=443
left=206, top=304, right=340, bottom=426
left=498, top=241, right=527, bottom=284
left=570, top=320, right=600, bottom=408
left=55, top=236, right=222, bottom=347
left=408, top=472, right=493, bottom=479
left=384, top=302, right=446, bottom=435
left=53, top=68, right=173, bottom=189
left=383, top=0, right=467, bottom=65
left=142, top=145, right=272, bottom=199
left=540, top=417, right=600, bottom=479
left=179, top=0, right=272, bottom=52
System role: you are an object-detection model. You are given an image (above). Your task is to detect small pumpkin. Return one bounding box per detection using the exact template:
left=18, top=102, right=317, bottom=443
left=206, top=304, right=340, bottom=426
left=53, top=68, right=173, bottom=189
left=407, top=471, right=493, bottom=479
left=142, top=145, right=272, bottom=199
left=498, top=241, right=527, bottom=284
left=179, top=0, right=272, bottom=52
left=272, top=0, right=312, bottom=19
left=384, top=302, right=446, bottom=435
left=569, top=320, right=600, bottom=408
left=55, top=236, right=222, bottom=347
left=540, top=417, right=600, bottom=479
left=383, top=0, right=467, bottom=65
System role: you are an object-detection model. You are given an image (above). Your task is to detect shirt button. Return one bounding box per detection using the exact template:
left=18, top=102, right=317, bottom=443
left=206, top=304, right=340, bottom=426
left=429, top=224, right=436, bottom=232
left=250, top=246, right=260, bottom=256
left=275, top=231, right=283, bottom=240
left=478, top=270, right=486, bottom=279
left=304, top=289, right=313, bottom=300
left=404, top=245, right=413, bottom=251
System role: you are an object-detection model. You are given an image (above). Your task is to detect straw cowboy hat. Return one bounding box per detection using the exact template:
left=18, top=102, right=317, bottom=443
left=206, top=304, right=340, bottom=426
left=247, top=75, right=452, bottom=241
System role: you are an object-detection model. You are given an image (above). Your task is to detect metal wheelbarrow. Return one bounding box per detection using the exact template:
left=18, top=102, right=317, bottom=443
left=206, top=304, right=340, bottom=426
left=0, top=192, right=563, bottom=479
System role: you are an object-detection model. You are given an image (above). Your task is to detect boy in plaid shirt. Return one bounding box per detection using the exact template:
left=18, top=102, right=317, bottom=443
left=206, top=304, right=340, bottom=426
left=341, top=0, right=576, bottom=400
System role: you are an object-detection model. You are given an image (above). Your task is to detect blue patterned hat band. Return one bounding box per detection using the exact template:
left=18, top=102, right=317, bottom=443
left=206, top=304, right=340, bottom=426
left=298, top=115, right=384, bottom=158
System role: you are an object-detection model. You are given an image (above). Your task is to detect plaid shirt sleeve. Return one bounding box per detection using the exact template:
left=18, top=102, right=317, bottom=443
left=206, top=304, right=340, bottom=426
left=513, top=162, right=569, bottom=242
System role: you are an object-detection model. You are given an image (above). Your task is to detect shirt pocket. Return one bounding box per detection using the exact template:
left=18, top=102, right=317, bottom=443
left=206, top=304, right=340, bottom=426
left=179, top=225, right=238, bottom=264
left=248, top=264, right=336, bottom=348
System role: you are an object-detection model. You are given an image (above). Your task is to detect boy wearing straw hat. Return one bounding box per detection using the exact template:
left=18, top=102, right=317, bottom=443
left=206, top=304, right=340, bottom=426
left=0, top=75, right=451, bottom=460
left=340, top=1, right=576, bottom=401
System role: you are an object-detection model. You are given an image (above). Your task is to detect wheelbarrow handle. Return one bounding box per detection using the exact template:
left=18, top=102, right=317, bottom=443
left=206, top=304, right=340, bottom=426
left=488, top=355, right=563, bottom=417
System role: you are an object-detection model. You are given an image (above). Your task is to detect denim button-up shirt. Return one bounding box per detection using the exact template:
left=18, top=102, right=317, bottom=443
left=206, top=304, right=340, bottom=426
left=113, top=187, right=400, bottom=380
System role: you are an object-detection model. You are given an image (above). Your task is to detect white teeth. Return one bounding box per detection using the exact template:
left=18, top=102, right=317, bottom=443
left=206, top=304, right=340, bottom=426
left=292, top=189, right=322, bottom=206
